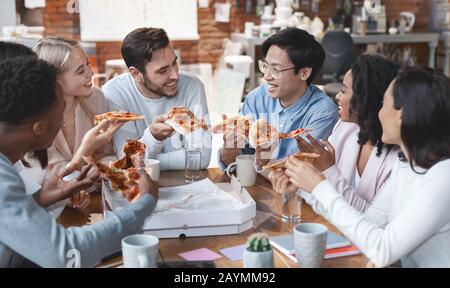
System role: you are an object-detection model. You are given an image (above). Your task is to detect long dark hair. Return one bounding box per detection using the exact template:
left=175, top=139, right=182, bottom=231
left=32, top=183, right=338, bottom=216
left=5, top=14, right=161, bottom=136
left=393, top=68, right=450, bottom=171
left=350, top=54, right=399, bottom=156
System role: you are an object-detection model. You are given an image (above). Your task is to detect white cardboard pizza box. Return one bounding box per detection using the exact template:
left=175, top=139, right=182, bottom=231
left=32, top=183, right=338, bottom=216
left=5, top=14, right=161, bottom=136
left=102, top=177, right=256, bottom=238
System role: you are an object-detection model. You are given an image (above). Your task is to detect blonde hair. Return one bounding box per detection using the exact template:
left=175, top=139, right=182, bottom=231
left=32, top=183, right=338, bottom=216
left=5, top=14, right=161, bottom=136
left=33, top=37, right=80, bottom=73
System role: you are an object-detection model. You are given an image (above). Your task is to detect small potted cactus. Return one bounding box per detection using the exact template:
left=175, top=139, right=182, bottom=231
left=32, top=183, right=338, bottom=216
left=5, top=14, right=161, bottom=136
left=243, top=232, right=274, bottom=268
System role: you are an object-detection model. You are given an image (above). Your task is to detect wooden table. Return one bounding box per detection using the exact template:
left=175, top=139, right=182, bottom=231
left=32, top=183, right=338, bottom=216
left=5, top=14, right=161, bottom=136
left=59, top=169, right=368, bottom=268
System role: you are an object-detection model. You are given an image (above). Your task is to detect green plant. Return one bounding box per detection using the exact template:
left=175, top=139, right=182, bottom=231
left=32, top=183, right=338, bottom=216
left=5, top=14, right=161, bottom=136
left=246, top=233, right=271, bottom=252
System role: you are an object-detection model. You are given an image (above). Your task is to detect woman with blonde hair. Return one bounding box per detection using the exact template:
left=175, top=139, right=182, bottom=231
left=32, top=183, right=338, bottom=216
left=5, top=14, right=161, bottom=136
left=28, top=37, right=123, bottom=216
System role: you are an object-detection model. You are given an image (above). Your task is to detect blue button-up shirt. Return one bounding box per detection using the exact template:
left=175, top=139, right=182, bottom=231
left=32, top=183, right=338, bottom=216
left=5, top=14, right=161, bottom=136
left=241, top=84, right=338, bottom=159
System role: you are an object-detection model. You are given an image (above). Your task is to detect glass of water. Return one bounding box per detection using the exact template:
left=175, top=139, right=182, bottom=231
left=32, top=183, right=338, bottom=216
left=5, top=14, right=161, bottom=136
left=281, top=192, right=303, bottom=223
left=185, top=147, right=202, bottom=183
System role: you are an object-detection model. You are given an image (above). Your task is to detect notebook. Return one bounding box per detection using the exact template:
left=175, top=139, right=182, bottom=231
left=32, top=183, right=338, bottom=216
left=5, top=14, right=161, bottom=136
left=270, top=231, right=361, bottom=263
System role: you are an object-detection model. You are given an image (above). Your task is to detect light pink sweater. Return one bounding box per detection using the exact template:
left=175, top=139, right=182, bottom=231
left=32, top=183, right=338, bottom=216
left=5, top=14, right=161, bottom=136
left=321, top=120, right=399, bottom=211
left=26, top=87, right=116, bottom=190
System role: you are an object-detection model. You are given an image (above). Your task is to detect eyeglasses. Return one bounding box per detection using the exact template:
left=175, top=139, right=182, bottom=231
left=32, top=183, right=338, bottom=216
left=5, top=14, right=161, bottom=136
left=258, top=59, right=296, bottom=80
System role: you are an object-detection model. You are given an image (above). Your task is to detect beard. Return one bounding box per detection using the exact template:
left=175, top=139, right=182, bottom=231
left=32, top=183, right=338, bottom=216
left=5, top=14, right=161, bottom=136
left=142, top=74, right=178, bottom=98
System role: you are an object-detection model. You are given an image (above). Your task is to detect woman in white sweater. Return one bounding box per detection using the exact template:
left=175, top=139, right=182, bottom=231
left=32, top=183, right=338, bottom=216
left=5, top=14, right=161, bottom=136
left=284, top=68, right=450, bottom=267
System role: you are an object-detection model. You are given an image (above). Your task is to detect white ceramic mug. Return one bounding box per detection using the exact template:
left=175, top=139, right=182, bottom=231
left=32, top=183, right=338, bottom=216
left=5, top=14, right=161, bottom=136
left=143, top=159, right=160, bottom=181
left=122, top=234, right=159, bottom=268
left=226, top=155, right=257, bottom=187
left=293, top=223, right=328, bottom=268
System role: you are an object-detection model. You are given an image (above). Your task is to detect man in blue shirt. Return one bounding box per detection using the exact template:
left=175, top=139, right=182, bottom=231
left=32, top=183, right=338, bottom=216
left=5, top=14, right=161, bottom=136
left=219, top=28, right=338, bottom=170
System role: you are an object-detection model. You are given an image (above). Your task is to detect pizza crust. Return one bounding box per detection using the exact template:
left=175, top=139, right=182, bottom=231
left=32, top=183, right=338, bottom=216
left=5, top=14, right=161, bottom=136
left=107, top=115, right=145, bottom=121
left=263, top=152, right=320, bottom=170
left=248, top=118, right=279, bottom=148
left=94, top=111, right=145, bottom=124
left=165, top=118, right=195, bottom=135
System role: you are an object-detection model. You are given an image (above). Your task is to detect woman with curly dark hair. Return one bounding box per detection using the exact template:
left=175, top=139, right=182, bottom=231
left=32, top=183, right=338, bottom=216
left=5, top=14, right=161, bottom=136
left=269, top=54, right=399, bottom=212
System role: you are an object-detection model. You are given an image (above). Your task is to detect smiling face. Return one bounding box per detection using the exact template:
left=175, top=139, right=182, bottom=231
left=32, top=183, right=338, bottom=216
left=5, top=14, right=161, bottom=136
left=335, top=70, right=357, bottom=123
left=263, top=45, right=308, bottom=104
left=379, top=80, right=403, bottom=146
left=141, top=46, right=179, bottom=98
left=56, top=47, right=94, bottom=98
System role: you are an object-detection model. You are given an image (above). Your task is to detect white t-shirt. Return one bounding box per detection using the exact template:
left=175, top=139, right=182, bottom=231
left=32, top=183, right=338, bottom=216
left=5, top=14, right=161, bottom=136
left=14, top=161, right=67, bottom=218
left=310, top=158, right=450, bottom=268
left=102, top=72, right=212, bottom=170
left=14, top=161, right=41, bottom=196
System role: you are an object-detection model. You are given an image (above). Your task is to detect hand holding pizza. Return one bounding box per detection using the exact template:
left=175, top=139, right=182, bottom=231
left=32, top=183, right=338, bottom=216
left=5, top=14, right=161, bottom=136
left=39, top=164, right=99, bottom=207
left=55, top=164, right=99, bottom=199
left=66, top=119, right=125, bottom=171
left=131, top=168, right=159, bottom=203
left=285, top=156, right=326, bottom=193
left=82, top=119, right=125, bottom=154
left=68, top=190, right=91, bottom=210
left=164, top=107, right=208, bottom=135
left=268, top=168, right=298, bottom=195
left=295, top=134, right=336, bottom=172
left=150, top=114, right=174, bottom=141
left=255, top=141, right=278, bottom=169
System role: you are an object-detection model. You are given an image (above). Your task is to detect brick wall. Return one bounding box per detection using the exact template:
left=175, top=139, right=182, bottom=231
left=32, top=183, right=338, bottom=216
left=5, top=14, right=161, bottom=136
left=92, top=0, right=260, bottom=71
left=43, top=0, right=80, bottom=40
left=43, top=0, right=433, bottom=73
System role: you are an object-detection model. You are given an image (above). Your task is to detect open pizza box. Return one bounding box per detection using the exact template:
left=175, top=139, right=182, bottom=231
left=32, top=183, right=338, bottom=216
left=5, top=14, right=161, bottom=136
left=102, top=176, right=256, bottom=238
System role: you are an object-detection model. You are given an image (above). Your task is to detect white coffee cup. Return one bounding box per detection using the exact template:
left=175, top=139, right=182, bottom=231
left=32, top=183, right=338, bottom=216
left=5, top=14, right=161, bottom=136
left=121, top=234, right=159, bottom=268
left=143, top=159, right=160, bottom=181
left=226, top=155, right=257, bottom=187
left=293, top=223, right=328, bottom=268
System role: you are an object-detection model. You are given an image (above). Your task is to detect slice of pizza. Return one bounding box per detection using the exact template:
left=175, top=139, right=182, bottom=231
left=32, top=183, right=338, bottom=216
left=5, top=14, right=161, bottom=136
left=248, top=118, right=313, bottom=148
left=122, top=167, right=140, bottom=201
left=94, top=111, right=145, bottom=125
left=85, top=156, right=140, bottom=201
left=165, top=106, right=208, bottom=134
left=248, top=118, right=279, bottom=148
left=263, top=152, right=320, bottom=170
left=278, top=128, right=313, bottom=140
left=210, top=115, right=253, bottom=139
left=110, top=139, right=146, bottom=170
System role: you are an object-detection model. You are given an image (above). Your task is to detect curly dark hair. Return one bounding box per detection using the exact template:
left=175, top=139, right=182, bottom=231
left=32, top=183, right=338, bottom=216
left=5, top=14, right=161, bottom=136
left=349, top=54, right=399, bottom=156
left=121, top=27, right=169, bottom=74
left=0, top=56, right=57, bottom=125
left=262, top=28, right=325, bottom=85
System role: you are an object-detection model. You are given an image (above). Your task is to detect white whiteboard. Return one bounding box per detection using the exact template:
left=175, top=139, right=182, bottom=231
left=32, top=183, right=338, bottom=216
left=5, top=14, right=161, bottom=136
left=79, top=0, right=199, bottom=42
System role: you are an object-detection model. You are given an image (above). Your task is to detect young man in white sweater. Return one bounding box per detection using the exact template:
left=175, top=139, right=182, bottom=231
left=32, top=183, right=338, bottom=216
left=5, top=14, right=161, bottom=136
left=102, top=28, right=211, bottom=171
left=274, top=68, right=450, bottom=268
